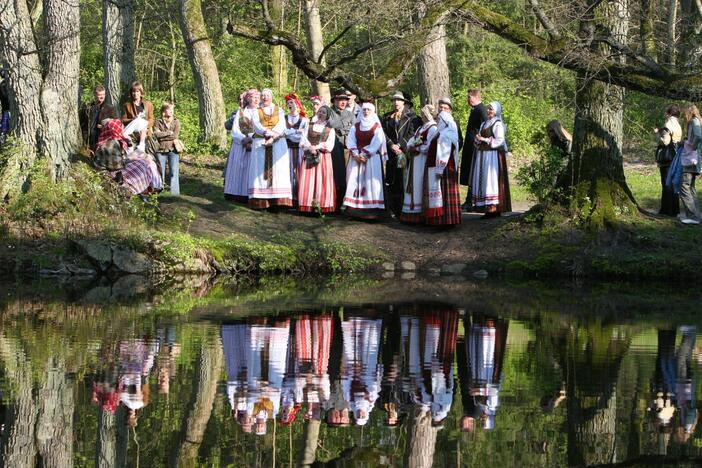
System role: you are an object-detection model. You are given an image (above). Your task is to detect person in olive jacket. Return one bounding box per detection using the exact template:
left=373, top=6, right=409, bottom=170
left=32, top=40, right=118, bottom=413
left=382, top=91, right=422, bottom=218
left=460, top=89, right=488, bottom=212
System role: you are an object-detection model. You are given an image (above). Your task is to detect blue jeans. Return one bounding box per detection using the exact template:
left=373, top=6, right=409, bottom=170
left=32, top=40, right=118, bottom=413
left=157, top=151, right=180, bottom=195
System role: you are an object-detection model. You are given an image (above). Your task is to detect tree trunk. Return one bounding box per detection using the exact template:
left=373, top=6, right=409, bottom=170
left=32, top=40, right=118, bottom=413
left=172, top=340, right=223, bottom=467
left=41, top=0, right=81, bottom=181
left=0, top=0, right=44, bottom=196
left=270, top=0, right=288, bottom=94
left=297, top=419, right=321, bottom=466
left=169, top=19, right=179, bottom=104
left=404, top=409, right=438, bottom=468
left=561, top=0, right=635, bottom=228
left=668, top=0, right=678, bottom=65
left=303, top=0, right=330, bottom=102
left=0, top=337, right=38, bottom=467
left=680, top=0, right=702, bottom=66
left=35, top=358, right=74, bottom=468
left=102, top=0, right=136, bottom=107
left=96, top=407, right=117, bottom=468
left=639, top=0, right=656, bottom=58
left=178, top=0, right=227, bottom=149
left=568, top=391, right=618, bottom=466
left=417, top=22, right=450, bottom=107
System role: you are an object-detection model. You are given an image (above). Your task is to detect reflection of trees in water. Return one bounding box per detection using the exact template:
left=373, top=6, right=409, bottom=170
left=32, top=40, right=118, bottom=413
left=0, top=337, right=75, bottom=467
left=404, top=408, right=438, bottom=468
left=548, top=323, right=633, bottom=466
left=172, top=337, right=223, bottom=468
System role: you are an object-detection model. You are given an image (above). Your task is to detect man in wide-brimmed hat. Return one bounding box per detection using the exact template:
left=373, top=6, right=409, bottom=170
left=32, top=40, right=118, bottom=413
left=328, top=89, right=355, bottom=209
left=382, top=90, right=422, bottom=217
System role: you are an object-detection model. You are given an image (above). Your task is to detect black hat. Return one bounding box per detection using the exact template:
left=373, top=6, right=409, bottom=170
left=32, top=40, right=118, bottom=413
left=333, top=89, right=351, bottom=100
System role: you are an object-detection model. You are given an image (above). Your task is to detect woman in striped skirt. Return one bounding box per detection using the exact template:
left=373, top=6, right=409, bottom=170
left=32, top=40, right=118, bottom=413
left=424, top=110, right=461, bottom=226
left=298, top=105, right=337, bottom=213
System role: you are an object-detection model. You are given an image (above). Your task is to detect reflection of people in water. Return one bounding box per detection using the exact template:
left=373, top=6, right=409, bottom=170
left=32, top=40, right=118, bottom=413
left=401, top=308, right=459, bottom=427
left=650, top=329, right=677, bottom=435
left=341, top=309, right=383, bottom=426
left=92, top=349, right=122, bottom=414
left=380, top=307, right=408, bottom=427
left=649, top=327, right=699, bottom=443
left=156, top=327, right=181, bottom=394
left=457, top=314, right=509, bottom=431
left=222, top=322, right=253, bottom=432
left=118, top=336, right=159, bottom=426
left=222, top=318, right=291, bottom=435
left=648, top=326, right=699, bottom=451
left=675, top=326, right=698, bottom=443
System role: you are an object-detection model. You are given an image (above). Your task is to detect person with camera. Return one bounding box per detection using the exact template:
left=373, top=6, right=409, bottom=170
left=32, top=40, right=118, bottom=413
left=654, top=104, right=682, bottom=217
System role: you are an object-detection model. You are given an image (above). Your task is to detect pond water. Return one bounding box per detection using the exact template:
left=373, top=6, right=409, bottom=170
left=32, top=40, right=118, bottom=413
left=0, top=277, right=701, bottom=467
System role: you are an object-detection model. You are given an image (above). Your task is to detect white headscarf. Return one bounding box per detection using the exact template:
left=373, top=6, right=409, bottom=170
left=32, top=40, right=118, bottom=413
left=486, top=101, right=502, bottom=126
left=357, top=102, right=379, bottom=130
left=437, top=110, right=459, bottom=148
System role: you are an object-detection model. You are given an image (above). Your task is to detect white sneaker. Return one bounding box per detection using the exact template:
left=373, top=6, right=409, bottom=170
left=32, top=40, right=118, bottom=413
left=680, top=218, right=700, bottom=225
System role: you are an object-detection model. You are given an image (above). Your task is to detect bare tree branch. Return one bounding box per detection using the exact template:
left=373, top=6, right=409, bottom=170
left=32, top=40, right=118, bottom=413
left=317, top=24, right=352, bottom=63
left=528, top=0, right=560, bottom=39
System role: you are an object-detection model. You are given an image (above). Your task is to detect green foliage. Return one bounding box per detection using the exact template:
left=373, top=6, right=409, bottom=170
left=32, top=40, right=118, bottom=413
left=5, top=159, right=156, bottom=231
left=515, top=136, right=568, bottom=204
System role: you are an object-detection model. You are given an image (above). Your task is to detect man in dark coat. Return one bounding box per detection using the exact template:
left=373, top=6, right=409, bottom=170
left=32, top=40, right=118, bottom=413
left=382, top=91, right=422, bottom=217
left=460, top=89, right=488, bottom=211
left=328, top=89, right=355, bottom=210
left=79, top=85, right=118, bottom=152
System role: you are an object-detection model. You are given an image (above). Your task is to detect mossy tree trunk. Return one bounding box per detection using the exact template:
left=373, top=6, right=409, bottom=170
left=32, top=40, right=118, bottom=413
left=178, top=0, right=227, bottom=149
left=680, top=0, right=702, bottom=66
left=0, top=0, right=81, bottom=197
left=558, top=0, right=636, bottom=228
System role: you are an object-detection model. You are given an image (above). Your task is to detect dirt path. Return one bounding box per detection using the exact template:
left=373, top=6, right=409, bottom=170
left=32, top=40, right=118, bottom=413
left=159, top=155, right=533, bottom=268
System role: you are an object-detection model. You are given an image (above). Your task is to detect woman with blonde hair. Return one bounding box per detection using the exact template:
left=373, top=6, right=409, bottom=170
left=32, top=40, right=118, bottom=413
left=546, top=120, right=572, bottom=155
left=679, top=105, right=702, bottom=224
left=153, top=102, right=181, bottom=195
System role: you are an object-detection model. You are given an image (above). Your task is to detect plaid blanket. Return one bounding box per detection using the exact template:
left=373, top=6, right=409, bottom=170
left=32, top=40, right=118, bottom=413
left=119, top=159, right=162, bottom=195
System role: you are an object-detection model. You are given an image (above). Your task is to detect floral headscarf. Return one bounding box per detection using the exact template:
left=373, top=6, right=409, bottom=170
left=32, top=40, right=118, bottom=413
left=284, top=92, right=306, bottom=118
left=96, top=119, right=130, bottom=152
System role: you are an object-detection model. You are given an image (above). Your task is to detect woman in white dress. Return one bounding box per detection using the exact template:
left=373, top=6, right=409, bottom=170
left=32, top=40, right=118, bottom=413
left=401, top=104, right=437, bottom=223
left=470, top=101, right=512, bottom=218
left=344, top=103, right=387, bottom=219
left=224, top=88, right=260, bottom=203
left=248, top=88, right=293, bottom=210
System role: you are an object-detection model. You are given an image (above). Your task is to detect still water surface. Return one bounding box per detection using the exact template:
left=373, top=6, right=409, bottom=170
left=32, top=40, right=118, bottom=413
left=0, top=278, right=701, bottom=467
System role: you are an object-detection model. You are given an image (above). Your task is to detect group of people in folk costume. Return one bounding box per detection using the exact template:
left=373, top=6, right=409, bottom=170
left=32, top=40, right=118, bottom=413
left=223, top=87, right=512, bottom=226
left=220, top=308, right=509, bottom=434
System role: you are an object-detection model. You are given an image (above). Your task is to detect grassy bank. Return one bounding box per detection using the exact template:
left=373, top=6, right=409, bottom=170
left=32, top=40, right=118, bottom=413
left=1, top=144, right=700, bottom=281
